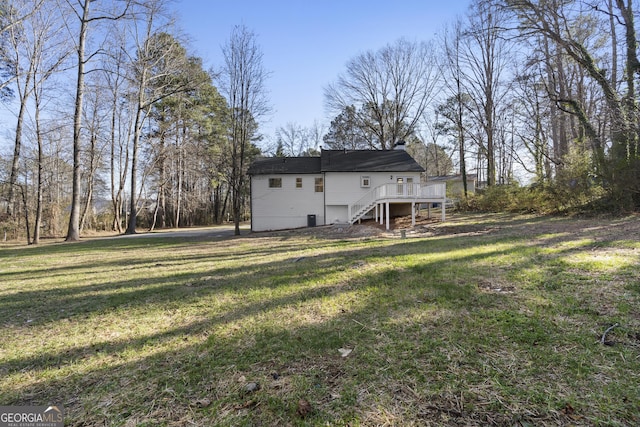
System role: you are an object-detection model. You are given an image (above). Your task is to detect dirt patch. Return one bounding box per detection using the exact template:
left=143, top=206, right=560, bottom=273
left=252, top=214, right=450, bottom=240
left=248, top=212, right=640, bottom=250
left=251, top=222, right=383, bottom=240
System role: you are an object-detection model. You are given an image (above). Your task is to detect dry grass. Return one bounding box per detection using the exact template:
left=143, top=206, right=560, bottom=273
left=1, top=213, right=639, bottom=426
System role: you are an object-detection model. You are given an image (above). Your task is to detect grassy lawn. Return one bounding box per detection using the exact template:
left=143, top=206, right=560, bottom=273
left=1, top=213, right=639, bottom=426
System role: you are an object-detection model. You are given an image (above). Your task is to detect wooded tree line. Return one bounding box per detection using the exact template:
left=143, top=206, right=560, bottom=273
left=1, top=0, right=638, bottom=243
left=319, top=0, right=639, bottom=208
left=0, top=0, right=266, bottom=242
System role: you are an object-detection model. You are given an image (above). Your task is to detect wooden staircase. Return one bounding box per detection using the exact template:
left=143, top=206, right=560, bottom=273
left=348, top=183, right=446, bottom=225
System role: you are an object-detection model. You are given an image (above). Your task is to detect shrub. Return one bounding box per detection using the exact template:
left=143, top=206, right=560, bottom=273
left=456, top=150, right=606, bottom=215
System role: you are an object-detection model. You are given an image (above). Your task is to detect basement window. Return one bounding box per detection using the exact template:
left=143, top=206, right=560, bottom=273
left=269, top=178, right=282, bottom=188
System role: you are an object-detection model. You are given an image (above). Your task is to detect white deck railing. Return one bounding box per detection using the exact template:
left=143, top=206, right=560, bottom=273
left=348, top=183, right=446, bottom=224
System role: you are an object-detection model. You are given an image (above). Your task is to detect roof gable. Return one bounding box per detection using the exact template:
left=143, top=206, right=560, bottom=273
left=427, top=174, right=478, bottom=182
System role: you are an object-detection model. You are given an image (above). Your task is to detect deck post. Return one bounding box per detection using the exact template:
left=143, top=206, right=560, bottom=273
left=385, top=202, right=390, bottom=230
left=380, top=203, right=384, bottom=225
left=441, top=199, right=446, bottom=222
left=411, top=202, right=415, bottom=227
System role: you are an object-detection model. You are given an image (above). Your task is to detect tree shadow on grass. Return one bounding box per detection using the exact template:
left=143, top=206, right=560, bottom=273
left=2, top=214, right=636, bottom=330
left=0, top=232, right=533, bottom=329
left=0, top=263, right=510, bottom=426
left=1, top=214, right=639, bottom=425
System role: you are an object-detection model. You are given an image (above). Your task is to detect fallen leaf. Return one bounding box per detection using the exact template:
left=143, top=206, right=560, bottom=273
left=190, top=398, right=211, bottom=408
left=244, top=382, right=260, bottom=393
left=338, top=348, right=352, bottom=358
left=561, top=403, right=575, bottom=415
left=296, top=399, right=312, bottom=417
left=234, top=400, right=257, bottom=410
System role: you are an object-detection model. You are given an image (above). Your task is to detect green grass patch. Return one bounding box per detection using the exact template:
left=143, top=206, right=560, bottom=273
left=1, top=214, right=639, bottom=426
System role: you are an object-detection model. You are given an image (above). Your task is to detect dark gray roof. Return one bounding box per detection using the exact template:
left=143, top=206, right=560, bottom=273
left=427, top=174, right=478, bottom=182
left=320, top=150, right=424, bottom=172
left=247, top=157, right=321, bottom=175
left=248, top=150, right=424, bottom=175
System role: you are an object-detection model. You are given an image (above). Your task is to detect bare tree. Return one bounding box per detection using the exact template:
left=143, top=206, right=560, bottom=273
left=125, top=1, right=208, bottom=234
left=65, top=0, right=92, bottom=241
left=31, top=76, right=44, bottom=243
left=217, top=24, right=270, bottom=235
left=64, top=0, right=129, bottom=242
left=461, top=0, right=513, bottom=186
left=406, top=133, right=454, bottom=178
left=323, top=105, right=370, bottom=150
left=79, top=76, right=108, bottom=232
left=274, top=122, right=323, bottom=156
left=506, top=0, right=640, bottom=208
left=325, top=38, right=440, bottom=150
left=308, top=120, right=325, bottom=155
left=275, top=122, right=307, bottom=157
left=511, top=70, right=553, bottom=182
left=440, top=18, right=473, bottom=196
left=0, top=0, right=47, bottom=92
left=4, top=0, right=41, bottom=217
left=101, top=20, right=133, bottom=233
left=28, top=1, right=70, bottom=243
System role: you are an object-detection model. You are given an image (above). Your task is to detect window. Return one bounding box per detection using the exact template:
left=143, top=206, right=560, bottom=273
left=361, top=176, right=370, bottom=188
left=314, top=177, right=324, bottom=192
left=269, top=178, right=282, bottom=188
left=396, top=177, right=414, bottom=195
left=296, top=177, right=303, bottom=188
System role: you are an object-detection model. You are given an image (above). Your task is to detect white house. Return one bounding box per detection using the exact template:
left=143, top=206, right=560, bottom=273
left=247, top=148, right=446, bottom=232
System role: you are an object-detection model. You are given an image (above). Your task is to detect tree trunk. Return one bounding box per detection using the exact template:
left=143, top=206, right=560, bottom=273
left=221, top=183, right=231, bottom=223
left=7, top=88, right=30, bottom=217
left=66, top=0, right=91, bottom=242
left=483, top=12, right=496, bottom=187
left=80, top=133, right=97, bottom=232
left=126, top=103, right=144, bottom=234
left=457, top=90, right=468, bottom=198
left=110, top=85, right=124, bottom=233
left=33, top=85, right=44, bottom=244
left=212, top=184, right=221, bottom=224
left=175, top=130, right=183, bottom=228
left=80, top=182, right=94, bottom=232
left=20, top=184, right=31, bottom=245
left=149, top=185, right=160, bottom=231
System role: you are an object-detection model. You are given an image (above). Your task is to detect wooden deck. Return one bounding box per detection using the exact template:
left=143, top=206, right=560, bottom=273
left=349, top=183, right=446, bottom=230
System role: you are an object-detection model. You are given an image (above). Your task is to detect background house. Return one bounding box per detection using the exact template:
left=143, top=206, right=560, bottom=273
left=248, top=149, right=446, bottom=232
left=427, top=174, right=478, bottom=197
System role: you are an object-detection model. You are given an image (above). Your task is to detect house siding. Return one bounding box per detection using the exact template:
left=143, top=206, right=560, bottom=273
left=251, top=174, right=325, bottom=232
left=447, top=179, right=476, bottom=196
left=324, top=171, right=422, bottom=223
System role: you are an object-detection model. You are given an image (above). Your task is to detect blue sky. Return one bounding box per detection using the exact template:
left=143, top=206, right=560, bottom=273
left=172, top=0, right=472, bottom=141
